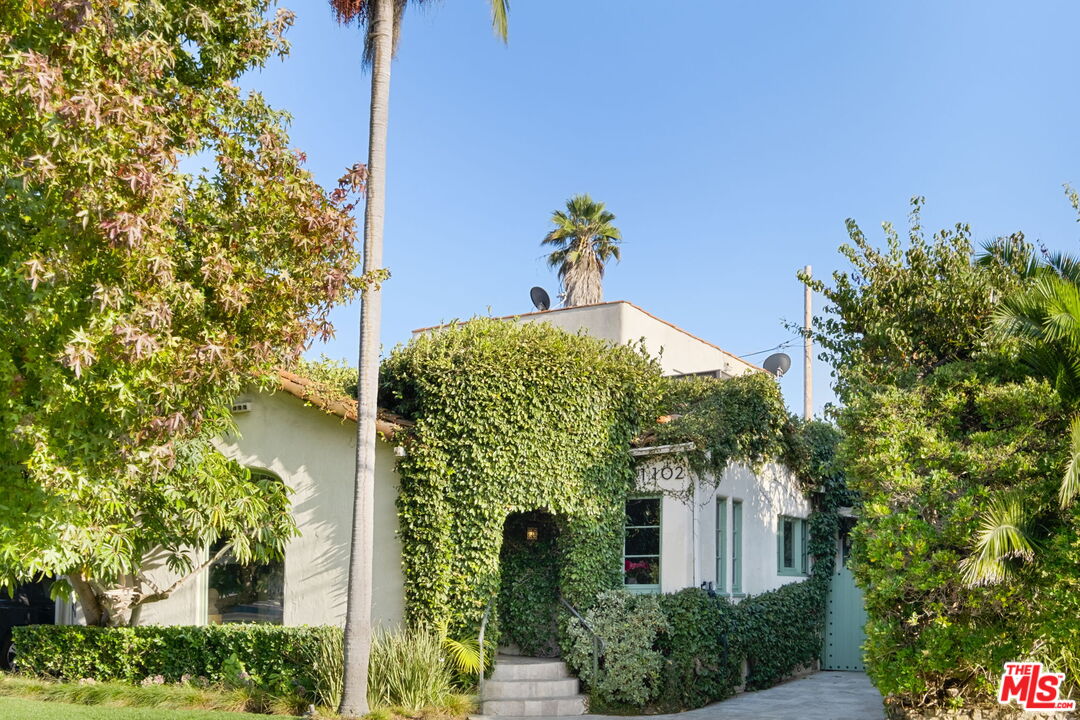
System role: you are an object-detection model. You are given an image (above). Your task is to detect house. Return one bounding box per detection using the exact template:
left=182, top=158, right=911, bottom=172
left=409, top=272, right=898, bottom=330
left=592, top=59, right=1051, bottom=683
left=55, top=301, right=811, bottom=633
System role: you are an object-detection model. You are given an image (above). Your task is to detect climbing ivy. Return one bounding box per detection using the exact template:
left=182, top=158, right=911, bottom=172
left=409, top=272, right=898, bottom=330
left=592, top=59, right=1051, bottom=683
left=649, top=373, right=847, bottom=593
left=380, top=318, right=665, bottom=633
left=377, top=318, right=848, bottom=663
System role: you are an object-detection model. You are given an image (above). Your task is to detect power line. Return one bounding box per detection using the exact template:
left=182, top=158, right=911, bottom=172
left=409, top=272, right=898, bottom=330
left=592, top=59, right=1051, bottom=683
left=739, top=337, right=800, bottom=359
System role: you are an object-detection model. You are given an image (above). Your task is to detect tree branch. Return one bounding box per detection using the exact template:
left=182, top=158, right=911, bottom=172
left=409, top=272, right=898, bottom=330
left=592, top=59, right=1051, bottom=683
left=137, top=542, right=233, bottom=606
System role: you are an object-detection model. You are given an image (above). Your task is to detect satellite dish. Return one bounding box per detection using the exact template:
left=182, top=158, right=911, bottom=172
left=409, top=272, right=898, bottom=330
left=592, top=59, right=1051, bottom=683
left=530, top=286, right=551, bottom=312
left=763, top=353, right=791, bottom=378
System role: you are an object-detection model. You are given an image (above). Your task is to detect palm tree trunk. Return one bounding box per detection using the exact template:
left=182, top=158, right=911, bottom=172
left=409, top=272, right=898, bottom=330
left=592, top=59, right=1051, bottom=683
left=339, top=0, right=393, bottom=715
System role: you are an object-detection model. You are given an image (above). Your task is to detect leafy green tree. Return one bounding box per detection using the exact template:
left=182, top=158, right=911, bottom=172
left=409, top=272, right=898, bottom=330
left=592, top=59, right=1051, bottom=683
left=0, top=2, right=366, bottom=623
left=962, top=213, right=1080, bottom=583
left=802, top=197, right=1028, bottom=402
left=841, top=360, right=1073, bottom=705
left=328, top=1, right=508, bottom=715
left=811, top=199, right=1080, bottom=706
left=542, top=194, right=623, bottom=307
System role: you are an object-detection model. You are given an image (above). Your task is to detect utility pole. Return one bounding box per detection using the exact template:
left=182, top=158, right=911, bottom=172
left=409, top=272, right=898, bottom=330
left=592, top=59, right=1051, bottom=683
left=803, top=265, right=813, bottom=421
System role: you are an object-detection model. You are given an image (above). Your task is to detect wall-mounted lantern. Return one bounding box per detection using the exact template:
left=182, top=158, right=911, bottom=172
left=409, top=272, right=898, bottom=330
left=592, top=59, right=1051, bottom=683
left=525, top=526, right=539, bottom=542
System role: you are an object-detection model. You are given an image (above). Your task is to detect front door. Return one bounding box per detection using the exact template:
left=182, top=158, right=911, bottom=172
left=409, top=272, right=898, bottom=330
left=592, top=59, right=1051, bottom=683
left=823, top=521, right=867, bottom=671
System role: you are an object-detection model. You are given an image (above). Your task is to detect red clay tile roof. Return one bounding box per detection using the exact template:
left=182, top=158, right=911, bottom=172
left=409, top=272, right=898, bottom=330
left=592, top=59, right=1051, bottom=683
left=276, top=369, right=410, bottom=438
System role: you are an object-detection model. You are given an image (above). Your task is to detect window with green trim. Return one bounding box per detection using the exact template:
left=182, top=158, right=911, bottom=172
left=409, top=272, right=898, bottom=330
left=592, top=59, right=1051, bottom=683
left=777, top=515, right=809, bottom=576
left=715, top=497, right=727, bottom=593
left=624, top=497, right=661, bottom=593
left=731, top=500, right=742, bottom=593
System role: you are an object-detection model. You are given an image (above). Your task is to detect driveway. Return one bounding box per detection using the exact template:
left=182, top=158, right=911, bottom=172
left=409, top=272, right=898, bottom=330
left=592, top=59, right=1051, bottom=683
left=591, top=671, right=884, bottom=720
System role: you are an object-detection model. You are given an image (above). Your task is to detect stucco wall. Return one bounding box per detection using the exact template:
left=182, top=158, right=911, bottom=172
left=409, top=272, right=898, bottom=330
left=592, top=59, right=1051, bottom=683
left=636, top=456, right=811, bottom=597
left=126, top=390, right=405, bottom=629
left=513, top=302, right=758, bottom=378
left=218, top=390, right=405, bottom=628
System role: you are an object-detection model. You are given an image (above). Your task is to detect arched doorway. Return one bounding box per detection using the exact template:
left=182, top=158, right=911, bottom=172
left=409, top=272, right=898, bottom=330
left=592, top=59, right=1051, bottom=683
left=498, top=510, right=562, bottom=657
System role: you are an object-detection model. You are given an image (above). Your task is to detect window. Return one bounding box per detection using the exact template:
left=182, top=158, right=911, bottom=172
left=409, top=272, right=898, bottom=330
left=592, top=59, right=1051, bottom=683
left=715, top=497, right=727, bottom=593
left=731, top=500, right=742, bottom=593
left=207, top=471, right=285, bottom=625
left=624, top=497, right=661, bottom=593
left=777, top=515, right=809, bottom=576
left=207, top=539, right=284, bottom=624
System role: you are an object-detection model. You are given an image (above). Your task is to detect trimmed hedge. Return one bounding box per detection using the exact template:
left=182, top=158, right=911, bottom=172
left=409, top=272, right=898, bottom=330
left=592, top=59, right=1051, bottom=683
left=565, top=584, right=824, bottom=712
left=10, top=624, right=340, bottom=704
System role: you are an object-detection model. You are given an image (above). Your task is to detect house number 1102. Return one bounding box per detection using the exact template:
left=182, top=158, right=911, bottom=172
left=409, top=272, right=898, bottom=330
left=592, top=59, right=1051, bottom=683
left=638, top=464, right=685, bottom=482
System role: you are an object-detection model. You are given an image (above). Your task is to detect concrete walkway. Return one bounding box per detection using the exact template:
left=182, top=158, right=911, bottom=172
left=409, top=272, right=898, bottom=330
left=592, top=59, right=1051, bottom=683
left=490, top=671, right=885, bottom=720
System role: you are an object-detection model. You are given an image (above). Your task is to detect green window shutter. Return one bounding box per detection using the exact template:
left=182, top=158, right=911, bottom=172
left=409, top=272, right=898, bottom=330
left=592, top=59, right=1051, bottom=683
left=776, top=515, right=782, bottom=571
left=715, top=497, right=727, bottom=593
left=800, top=519, right=809, bottom=575
left=732, top=501, right=742, bottom=593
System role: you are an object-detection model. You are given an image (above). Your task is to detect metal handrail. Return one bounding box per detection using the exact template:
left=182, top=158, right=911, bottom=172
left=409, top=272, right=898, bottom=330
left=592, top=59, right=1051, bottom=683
left=477, top=593, right=496, bottom=697
left=559, top=595, right=604, bottom=682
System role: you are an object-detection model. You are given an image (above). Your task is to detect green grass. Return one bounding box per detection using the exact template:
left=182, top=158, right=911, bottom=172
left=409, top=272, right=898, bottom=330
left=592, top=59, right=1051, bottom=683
left=0, top=676, right=304, bottom=716
left=0, top=696, right=296, bottom=719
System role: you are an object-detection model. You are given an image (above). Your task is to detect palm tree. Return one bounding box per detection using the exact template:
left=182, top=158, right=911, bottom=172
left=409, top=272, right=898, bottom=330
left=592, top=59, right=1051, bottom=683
left=963, top=239, right=1080, bottom=585
left=329, top=1, right=507, bottom=716
left=542, top=194, right=623, bottom=307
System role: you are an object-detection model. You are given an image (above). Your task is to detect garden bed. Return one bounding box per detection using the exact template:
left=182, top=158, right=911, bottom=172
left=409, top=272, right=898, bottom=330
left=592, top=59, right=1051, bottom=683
left=884, top=698, right=1077, bottom=720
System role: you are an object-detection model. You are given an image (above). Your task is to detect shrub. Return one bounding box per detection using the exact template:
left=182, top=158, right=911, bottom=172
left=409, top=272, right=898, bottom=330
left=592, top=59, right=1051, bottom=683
left=737, top=579, right=824, bottom=689
left=655, top=589, right=742, bottom=710
left=843, top=363, right=1076, bottom=706
left=564, top=585, right=826, bottom=712
left=565, top=590, right=669, bottom=708
left=11, top=624, right=341, bottom=708
left=367, top=628, right=457, bottom=711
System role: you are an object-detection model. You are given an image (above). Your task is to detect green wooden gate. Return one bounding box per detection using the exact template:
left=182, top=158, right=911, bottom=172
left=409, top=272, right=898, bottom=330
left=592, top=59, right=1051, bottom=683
left=823, top=524, right=867, bottom=671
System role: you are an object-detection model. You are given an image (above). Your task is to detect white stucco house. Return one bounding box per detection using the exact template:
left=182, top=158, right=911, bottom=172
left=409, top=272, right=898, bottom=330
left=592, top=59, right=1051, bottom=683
left=58, top=301, right=813, bottom=630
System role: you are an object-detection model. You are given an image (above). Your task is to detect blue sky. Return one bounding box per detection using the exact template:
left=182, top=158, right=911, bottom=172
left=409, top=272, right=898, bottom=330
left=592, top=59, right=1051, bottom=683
left=242, top=0, right=1080, bottom=415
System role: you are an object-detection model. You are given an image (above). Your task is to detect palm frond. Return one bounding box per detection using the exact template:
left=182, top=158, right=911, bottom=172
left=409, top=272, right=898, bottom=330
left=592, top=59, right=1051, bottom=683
left=1061, top=414, right=1080, bottom=507
left=976, top=236, right=1040, bottom=278
left=489, top=0, right=510, bottom=41
left=434, top=618, right=482, bottom=675
left=442, top=635, right=482, bottom=675
left=961, top=493, right=1036, bottom=586
left=1047, top=251, right=1080, bottom=285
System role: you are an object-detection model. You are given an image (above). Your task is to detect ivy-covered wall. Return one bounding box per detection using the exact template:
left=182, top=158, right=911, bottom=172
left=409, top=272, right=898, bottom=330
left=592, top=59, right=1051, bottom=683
left=380, top=319, right=664, bottom=633
left=378, top=318, right=848, bottom=678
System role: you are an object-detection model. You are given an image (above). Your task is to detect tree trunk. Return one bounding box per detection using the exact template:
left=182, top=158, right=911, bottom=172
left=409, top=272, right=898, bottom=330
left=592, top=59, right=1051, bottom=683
left=67, top=572, right=104, bottom=627
left=339, top=0, right=392, bottom=715
left=562, top=253, right=602, bottom=307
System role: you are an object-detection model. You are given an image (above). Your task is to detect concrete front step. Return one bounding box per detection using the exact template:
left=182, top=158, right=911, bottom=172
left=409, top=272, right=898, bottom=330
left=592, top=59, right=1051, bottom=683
left=480, top=695, right=587, bottom=717
left=481, top=656, right=586, bottom=716
left=483, top=677, right=580, bottom=699
left=489, top=656, right=571, bottom=682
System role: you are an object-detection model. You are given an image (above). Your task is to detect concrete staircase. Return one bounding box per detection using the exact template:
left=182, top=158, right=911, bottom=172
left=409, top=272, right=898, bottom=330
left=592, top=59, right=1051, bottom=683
left=479, top=656, right=587, bottom=717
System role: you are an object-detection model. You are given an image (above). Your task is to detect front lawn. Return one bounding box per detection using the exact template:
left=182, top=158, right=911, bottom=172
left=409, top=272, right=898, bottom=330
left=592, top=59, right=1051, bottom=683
left=0, top=696, right=298, bottom=720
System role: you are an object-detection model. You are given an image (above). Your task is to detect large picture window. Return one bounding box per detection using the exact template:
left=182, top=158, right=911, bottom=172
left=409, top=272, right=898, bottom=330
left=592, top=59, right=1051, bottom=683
left=207, top=538, right=285, bottom=624
left=207, top=470, right=285, bottom=625
left=624, top=497, right=661, bottom=593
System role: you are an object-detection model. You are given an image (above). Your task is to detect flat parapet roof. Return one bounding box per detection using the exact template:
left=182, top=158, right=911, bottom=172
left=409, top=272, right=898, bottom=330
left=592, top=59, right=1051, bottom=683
left=412, top=300, right=763, bottom=375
